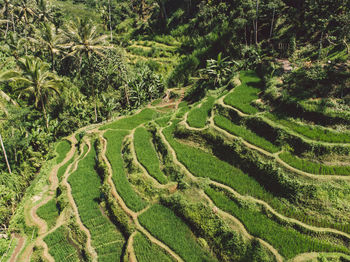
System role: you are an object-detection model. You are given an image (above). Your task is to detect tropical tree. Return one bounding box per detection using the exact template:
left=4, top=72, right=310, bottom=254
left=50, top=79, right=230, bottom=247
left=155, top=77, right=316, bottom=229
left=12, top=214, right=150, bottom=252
left=61, top=18, right=112, bottom=121
left=1, top=56, right=61, bottom=129
left=35, top=0, right=52, bottom=22
left=31, top=22, right=62, bottom=71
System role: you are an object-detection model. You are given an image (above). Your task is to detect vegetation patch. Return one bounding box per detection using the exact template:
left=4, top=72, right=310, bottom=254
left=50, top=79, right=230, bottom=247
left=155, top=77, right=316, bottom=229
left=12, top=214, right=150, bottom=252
left=187, top=96, right=215, bottom=128
left=104, top=130, right=146, bottom=211
left=265, top=113, right=350, bottom=143
left=36, top=199, right=59, bottom=229
left=68, top=143, right=125, bottom=261
left=139, top=204, right=213, bottom=262
left=206, top=187, right=350, bottom=259
left=100, top=109, right=161, bottom=130
left=134, top=127, right=167, bottom=184
left=214, top=115, right=280, bottom=153
left=55, top=140, right=71, bottom=164
left=133, top=232, right=174, bottom=262
left=280, top=152, right=350, bottom=176
left=223, top=71, right=261, bottom=114
left=44, top=226, right=80, bottom=262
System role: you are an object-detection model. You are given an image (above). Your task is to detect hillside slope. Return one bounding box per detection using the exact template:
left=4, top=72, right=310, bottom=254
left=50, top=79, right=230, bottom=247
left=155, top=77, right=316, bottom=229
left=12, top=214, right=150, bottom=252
left=4, top=71, right=350, bottom=262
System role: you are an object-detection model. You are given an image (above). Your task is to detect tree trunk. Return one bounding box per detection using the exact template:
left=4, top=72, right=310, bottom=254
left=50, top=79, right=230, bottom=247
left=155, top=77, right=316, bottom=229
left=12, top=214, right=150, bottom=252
left=51, top=50, right=55, bottom=71
left=108, top=0, right=113, bottom=42
left=255, top=0, right=259, bottom=45
left=269, top=5, right=276, bottom=39
left=41, top=96, right=49, bottom=130
left=0, top=133, right=12, bottom=174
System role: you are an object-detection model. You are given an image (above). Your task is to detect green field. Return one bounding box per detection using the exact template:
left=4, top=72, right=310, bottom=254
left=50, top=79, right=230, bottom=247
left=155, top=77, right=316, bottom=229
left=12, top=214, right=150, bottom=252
left=133, top=233, right=174, bottom=262
left=55, top=140, right=71, bottom=164
left=187, top=96, right=215, bottom=128
left=214, top=115, right=280, bottom=153
left=104, top=130, right=146, bottom=211
left=206, top=187, right=350, bottom=259
left=265, top=113, right=350, bottom=143
left=44, top=226, right=79, bottom=262
left=68, top=143, right=125, bottom=261
left=139, top=204, right=215, bottom=262
left=163, top=122, right=282, bottom=208
left=37, top=199, right=59, bottom=229
left=223, top=71, right=261, bottom=114
left=100, top=109, right=161, bottom=130
left=279, top=152, right=350, bottom=176
left=134, top=127, right=167, bottom=184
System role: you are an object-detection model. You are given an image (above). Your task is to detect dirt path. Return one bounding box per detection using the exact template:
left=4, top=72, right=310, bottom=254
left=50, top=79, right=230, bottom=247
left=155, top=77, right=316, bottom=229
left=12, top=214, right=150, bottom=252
left=126, top=232, right=137, bottom=262
left=99, top=133, right=184, bottom=262
left=8, top=236, right=25, bottom=262
left=61, top=138, right=98, bottom=262
left=19, top=136, right=78, bottom=262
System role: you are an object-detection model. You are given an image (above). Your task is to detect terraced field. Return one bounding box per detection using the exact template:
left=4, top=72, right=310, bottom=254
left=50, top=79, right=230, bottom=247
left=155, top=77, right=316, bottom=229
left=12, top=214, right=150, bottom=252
left=8, top=71, right=350, bottom=262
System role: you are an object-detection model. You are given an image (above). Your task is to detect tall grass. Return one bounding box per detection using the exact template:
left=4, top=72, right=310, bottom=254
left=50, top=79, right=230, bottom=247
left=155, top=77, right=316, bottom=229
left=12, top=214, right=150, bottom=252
left=100, top=109, right=161, bottom=130
left=134, top=127, right=167, bottom=184
left=68, top=143, right=125, bottom=261
left=187, top=96, right=215, bottom=128
left=104, top=130, right=146, bottom=211
left=44, top=226, right=79, bottom=262
left=223, top=71, right=261, bottom=114
left=265, top=113, right=350, bottom=143
left=133, top=233, right=174, bottom=262
left=214, top=115, right=280, bottom=153
left=37, top=199, right=59, bottom=229
left=206, top=187, right=350, bottom=259
left=280, top=152, right=350, bottom=176
left=139, top=204, right=213, bottom=262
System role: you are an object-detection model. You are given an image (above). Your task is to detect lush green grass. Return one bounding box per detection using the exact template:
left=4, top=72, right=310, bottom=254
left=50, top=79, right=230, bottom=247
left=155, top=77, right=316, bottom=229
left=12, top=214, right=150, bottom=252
left=223, top=71, right=261, bottom=114
left=100, top=109, right=161, bottom=130
left=206, top=187, right=350, bottom=259
left=139, top=204, right=213, bottom=262
left=214, top=115, right=280, bottom=153
left=68, top=143, right=125, bottom=261
left=134, top=127, right=167, bottom=184
left=104, top=130, right=146, bottom=211
left=55, top=140, right=71, bottom=164
left=155, top=116, right=171, bottom=127
left=187, top=96, right=215, bottom=128
left=44, top=226, right=79, bottom=262
left=37, top=199, right=59, bottom=229
left=265, top=113, right=350, bottom=143
left=133, top=233, right=174, bottom=262
left=163, top=121, right=281, bottom=208
left=279, top=152, right=350, bottom=176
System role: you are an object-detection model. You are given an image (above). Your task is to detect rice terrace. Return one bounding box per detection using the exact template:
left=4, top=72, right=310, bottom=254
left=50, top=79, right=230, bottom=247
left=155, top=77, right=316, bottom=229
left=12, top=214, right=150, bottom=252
left=0, top=0, right=350, bottom=262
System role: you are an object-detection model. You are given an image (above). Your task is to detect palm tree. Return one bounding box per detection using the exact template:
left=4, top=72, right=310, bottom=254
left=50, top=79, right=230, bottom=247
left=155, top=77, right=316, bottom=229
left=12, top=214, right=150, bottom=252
left=61, top=18, right=112, bottom=122
left=1, top=56, right=61, bottom=130
left=35, top=0, right=52, bottom=22
left=31, top=22, right=62, bottom=71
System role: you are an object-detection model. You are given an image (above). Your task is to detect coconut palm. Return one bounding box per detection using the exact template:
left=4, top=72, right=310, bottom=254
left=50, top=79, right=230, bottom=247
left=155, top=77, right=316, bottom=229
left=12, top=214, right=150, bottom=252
left=61, top=18, right=113, bottom=122
left=35, top=0, right=52, bottom=22
left=1, top=56, right=61, bottom=130
left=31, top=22, right=62, bottom=71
